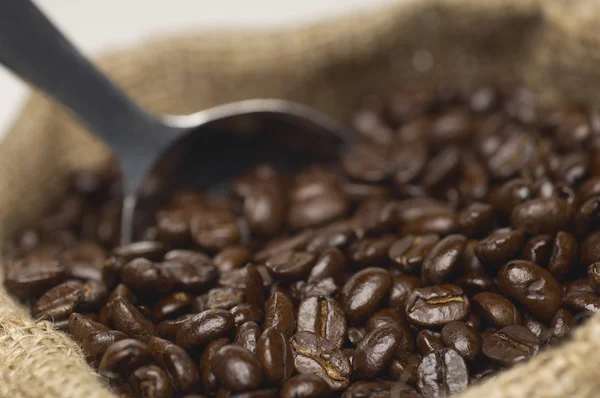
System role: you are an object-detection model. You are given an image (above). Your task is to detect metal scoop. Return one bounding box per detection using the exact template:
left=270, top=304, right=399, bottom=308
left=0, top=0, right=353, bottom=243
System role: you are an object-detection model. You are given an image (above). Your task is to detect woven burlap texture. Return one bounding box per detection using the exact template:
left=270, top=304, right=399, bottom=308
left=1, top=0, right=600, bottom=397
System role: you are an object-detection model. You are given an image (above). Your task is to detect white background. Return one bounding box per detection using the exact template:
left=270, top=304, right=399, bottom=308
left=0, top=0, right=403, bottom=139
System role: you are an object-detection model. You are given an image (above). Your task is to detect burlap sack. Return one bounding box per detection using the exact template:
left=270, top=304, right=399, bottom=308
left=1, top=0, right=600, bottom=396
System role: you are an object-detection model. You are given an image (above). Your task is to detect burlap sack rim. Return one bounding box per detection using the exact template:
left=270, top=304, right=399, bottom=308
left=2, top=0, right=600, bottom=397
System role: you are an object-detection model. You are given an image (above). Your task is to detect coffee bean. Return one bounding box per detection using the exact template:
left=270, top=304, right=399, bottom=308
left=341, top=267, right=392, bottom=325
left=212, top=345, right=264, bottom=392
left=306, top=225, right=356, bottom=255
left=441, top=321, right=482, bottom=359
left=235, top=322, right=261, bottom=354
left=548, top=231, right=578, bottom=280
left=588, top=263, right=600, bottom=293
left=475, top=228, right=524, bottom=270
left=68, top=313, right=109, bottom=342
left=521, top=234, right=553, bottom=265
left=176, top=309, right=235, bottom=350
left=253, top=231, right=314, bottom=262
left=580, top=230, right=600, bottom=266
left=416, top=330, right=445, bottom=356
left=288, top=188, right=349, bottom=230
left=349, top=236, right=395, bottom=268
left=257, top=327, right=294, bottom=385
left=422, top=234, right=467, bottom=285
left=488, top=133, right=536, bottom=179
left=190, top=209, right=241, bottom=251
left=417, top=348, right=468, bottom=398
left=81, top=330, right=128, bottom=364
left=213, top=246, right=252, bottom=273
left=206, top=287, right=245, bottom=310
left=147, top=337, right=199, bottom=393
left=347, top=327, right=366, bottom=347
left=265, top=250, right=316, bottom=281
left=511, top=197, right=572, bottom=235
left=562, top=291, right=600, bottom=313
left=200, top=338, right=230, bottom=393
left=482, top=325, right=540, bottom=366
left=343, top=381, right=421, bottom=398
left=112, top=241, right=167, bottom=262
left=231, top=304, right=264, bottom=326
left=388, top=275, right=422, bottom=308
left=406, top=285, right=470, bottom=327
left=297, top=296, right=347, bottom=348
left=353, top=325, right=403, bottom=379
left=280, top=374, right=332, bottom=398
left=472, top=292, right=521, bottom=328
left=78, top=280, right=109, bottom=310
left=389, top=351, right=419, bottom=386
left=290, top=331, right=352, bottom=391
left=307, top=249, right=346, bottom=283
left=109, top=297, right=156, bottom=341
left=497, top=260, right=562, bottom=322
left=457, top=203, right=495, bottom=238
left=489, top=179, right=533, bottom=217
left=290, top=278, right=338, bottom=301
left=163, top=250, right=218, bottom=293
left=245, top=264, right=265, bottom=309
left=243, top=187, right=285, bottom=237
left=152, top=292, right=194, bottom=322
left=455, top=273, right=494, bottom=297
left=264, top=291, right=295, bottom=337
left=156, top=314, right=194, bottom=341
left=33, top=280, right=84, bottom=320
left=389, top=235, right=439, bottom=274
left=120, top=258, right=174, bottom=295
left=129, top=365, right=173, bottom=398
left=98, top=339, right=153, bottom=379
left=4, top=260, right=67, bottom=300
left=548, top=308, right=575, bottom=344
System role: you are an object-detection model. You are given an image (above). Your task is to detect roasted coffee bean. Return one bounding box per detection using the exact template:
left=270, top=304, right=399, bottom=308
left=291, top=278, right=338, bottom=301
left=348, top=236, right=395, bottom=268
left=307, top=248, right=346, bottom=283
left=120, top=258, right=174, bottom=295
left=78, top=280, right=109, bottom=310
left=112, top=241, right=167, bottom=262
left=522, top=312, right=551, bottom=342
left=253, top=231, right=314, bottom=262
left=548, top=308, right=575, bottom=344
left=580, top=230, right=600, bottom=266
left=389, top=351, right=420, bottom=386
left=421, top=234, right=467, bottom=285
left=389, top=234, right=439, bottom=274
left=488, top=133, right=536, bottom=179
left=457, top=203, right=495, bottom=238
left=353, top=325, right=403, bottom=379
left=417, top=348, right=468, bottom=398
left=511, top=197, right=572, bottom=235
left=297, top=296, right=347, bottom=348
left=257, top=327, right=294, bottom=385
left=176, top=309, right=235, bottom=350
left=110, top=297, right=156, bottom=341
left=472, top=292, right=521, bottom=328
left=81, top=330, right=128, bottom=364
left=213, top=246, right=252, bottom=273
left=33, top=280, right=84, bottom=320
left=548, top=231, right=578, bottom=280
left=4, top=260, right=67, bottom=299
left=206, top=287, right=244, bottom=310
left=562, top=291, right=600, bottom=313
left=280, top=374, right=332, bottom=398
left=231, top=304, right=264, bottom=326
left=265, top=250, right=316, bottom=281
left=68, top=313, right=109, bottom=342
left=264, top=291, right=295, bottom=337
left=521, top=234, right=554, bottom=265
left=441, top=321, right=482, bottom=359
left=406, top=285, right=470, bottom=327
left=388, top=275, right=422, bottom=308
left=588, top=263, right=600, bottom=293
left=290, top=331, right=352, bottom=391
left=98, top=339, right=153, bottom=379
left=482, top=325, right=540, bottom=366
left=147, top=337, right=199, bottom=393
left=152, top=292, right=194, bottom=322
left=129, top=365, right=173, bottom=398
left=497, top=260, right=562, bottom=322
left=155, top=208, right=191, bottom=245
left=420, top=146, right=460, bottom=189
left=212, top=345, right=264, bottom=392
left=475, top=228, right=524, bottom=270
left=243, top=187, right=285, bottom=236
left=341, top=267, right=392, bottom=325
left=235, top=322, right=261, bottom=354
left=455, top=273, right=494, bottom=297
left=347, top=327, right=366, bottom=347
left=245, top=264, right=265, bottom=309
left=162, top=251, right=219, bottom=293
left=306, top=225, right=355, bottom=255
left=343, top=381, right=421, bottom=398
left=190, top=209, right=241, bottom=251
left=416, top=330, right=445, bottom=356
left=156, top=314, right=194, bottom=341
left=200, top=338, right=230, bottom=393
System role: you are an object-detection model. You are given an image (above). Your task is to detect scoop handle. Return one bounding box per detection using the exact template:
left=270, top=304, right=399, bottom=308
left=0, top=0, right=167, bottom=161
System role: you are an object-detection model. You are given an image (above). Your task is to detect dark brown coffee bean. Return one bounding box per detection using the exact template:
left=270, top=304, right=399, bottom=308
left=68, top=313, right=109, bottom=342
left=112, top=241, right=167, bottom=262
left=129, top=365, right=173, bottom=398
left=4, top=260, right=67, bottom=300
left=265, top=250, right=316, bottom=281
left=204, top=287, right=243, bottom=310
left=416, top=330, right=445, bottom=356
left=548, top=231, right=578, bottom=280
left=430, top=107, right=472, bottom=147
left=163, top=251, right=219, bottom=293
left=190, top=209, right=241, bottom=251
left=548, top=308, right=575, bottom=344
left=155, top=208, right=191, bottom=245
left=264, top=291, right=295, bottom=337
left=290, top=278, right=338, bottom=301
left=497, top=260, right=562, bottom=322
left=81, top=330, right=128, bottom=364
left=342, top=143, right=394, bottom=183
left=511, top=197, right=572, bottom=235
left=200, top=338, right=230, bottom=393
left=441, top=321, right=482, bottom=359
left=231, top=304, right=264, bottom=326
left=562, top=291, right=600, bottom=313
left=297, top=296, right=347, bottom=348
left=353, top=325, right=403, bottom=379
left=475, top=228, right=524, bottom=270
left=341, top=267, right=392, bottom=325
left=521, top=234, right=553, bottom=265
left=580, top=230, right=600, bottom=266
left=457, top=203, right=495, bottom=238
left=152, top=292, right=194, bottom=322
left=120, top=258, right=174, bottom=295
left=588, top=263, right=600, bottom=293
left=421, top=146, right=460, bottom=189
left=306, top=224, right=356, bottom=255
left=389, top=351, right=419, bottom=386
left=482, top=325, right=540, bottom=366
left=176, top=309, right=235, bottom=350
left=417, top=348, right=468, bottom=398
left=280, top=374, right=332, bottom=398
left=98, top=338, right=153, bottom=379
left=147, top=337, right=199, bottom=393
left=308, top=249, right=346, bottom=283
left=459, top=151, right=490, bottom=203
left=348, top=236, right=395, bottom=268
left=488, top=133, right=536, bottom=179
left=102, top=256, right=126, bottom=289
left=388, top=275, right=422, bottom=308
left=235, top=322, right=261, bottom=354
left=389, top=235, right=439, bottom=274
left=78, top=280, right=109, bottom=311
left=472, top=292, right=521, bottom=328
left=406, top=285, right=470, bottom=328
left=253, top=231, right=314, bottom=262
left=109, top=297, right=156, bottom=341
left=32, top=280, right=84, bottom=320
left=257, top=327, right=294, bottom=385
left=243, top=187, right=285, bottom=236
left=156, top=315, right=194, bottom=341
left=212, top=345, right=264, bottom=392
left=290, top=331, right=351, bottom=391
left=421, top=234, right=468, bottom=285
left=347, top=327, right=366, bottom=347
left=343, top=381, right=421, bottom=398
left=288, top=189, right=349, bottom=230
left=521, top=312, right=551, bottom=342
left=489, top=179, right=533, bottom=216
left=245, top=264, right=265, bottom=309
left=455, top=273, right=494, bottom=297
left=574, top=196, right=600, bottom=237
left=213, top=246, right=251, bottom=273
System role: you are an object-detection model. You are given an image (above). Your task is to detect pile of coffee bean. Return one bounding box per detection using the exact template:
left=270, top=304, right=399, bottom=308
left=5, top=85, right=600, bottom=398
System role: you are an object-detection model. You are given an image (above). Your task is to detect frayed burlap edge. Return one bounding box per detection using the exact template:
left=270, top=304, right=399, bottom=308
left=2, top=0, right=600, bottom=397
